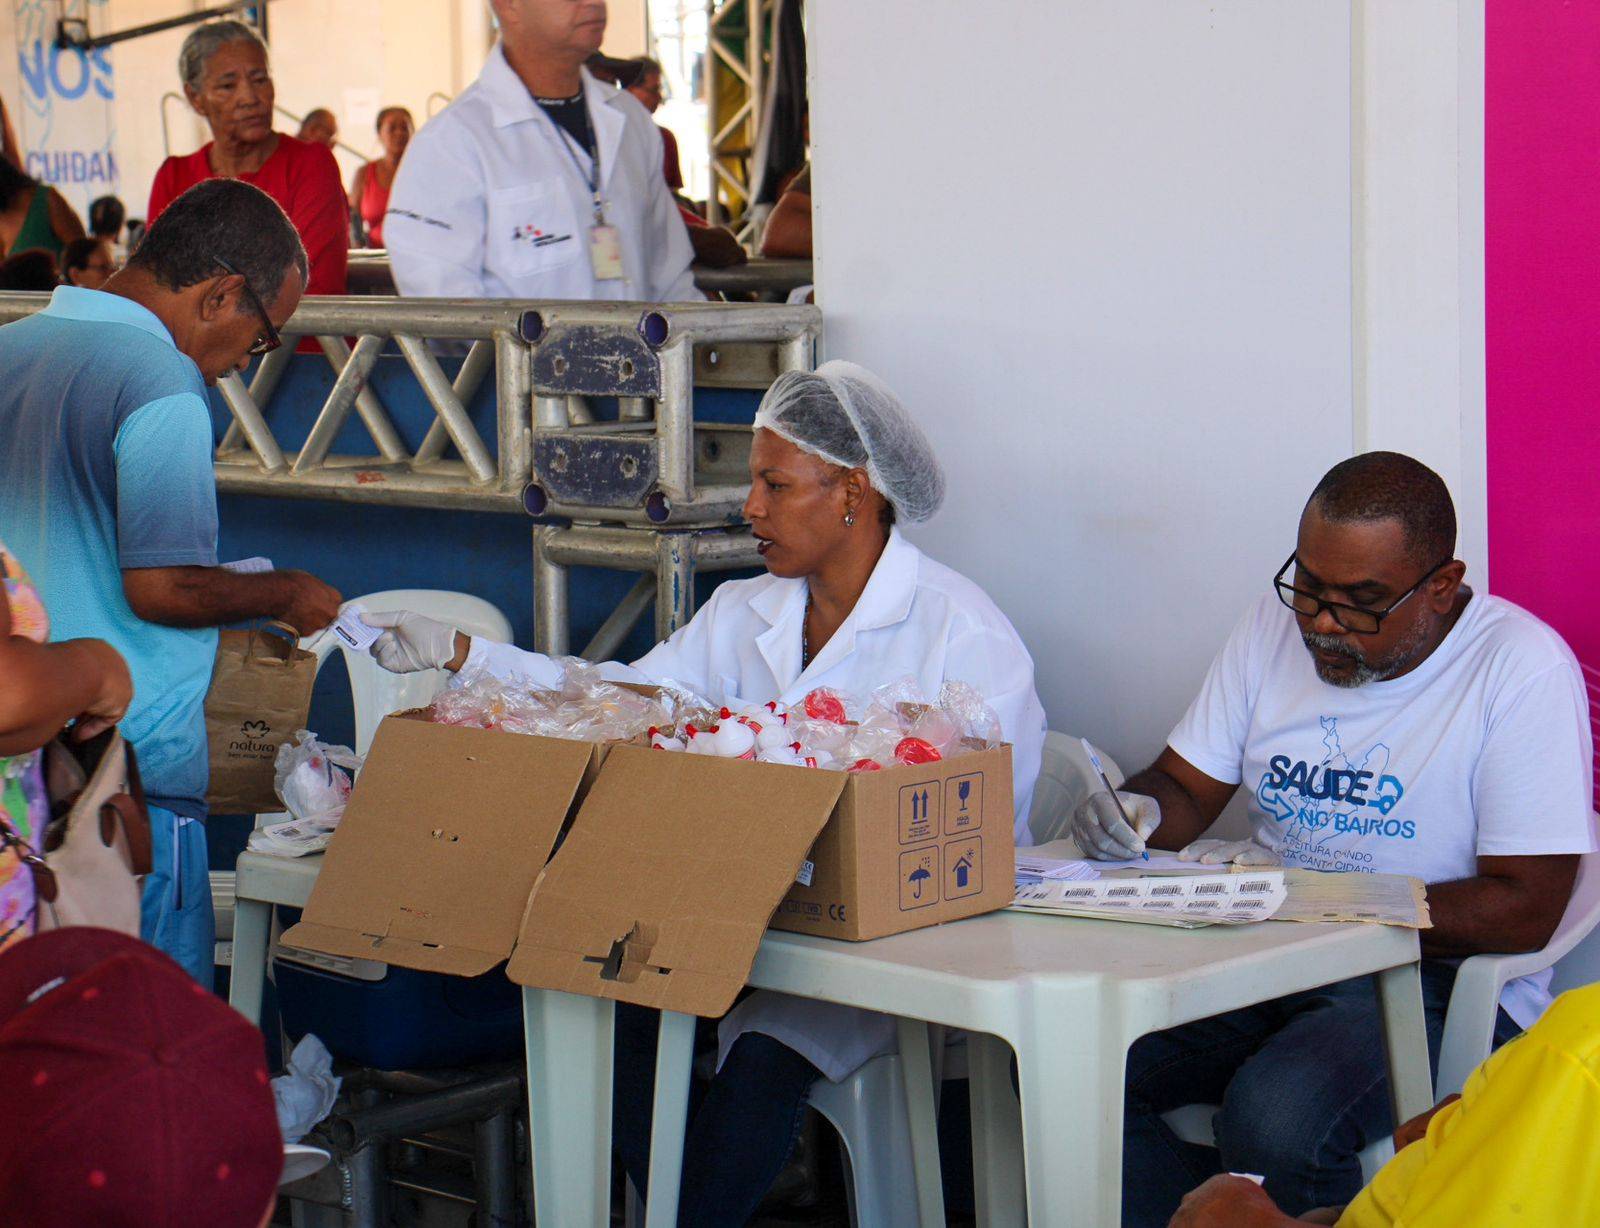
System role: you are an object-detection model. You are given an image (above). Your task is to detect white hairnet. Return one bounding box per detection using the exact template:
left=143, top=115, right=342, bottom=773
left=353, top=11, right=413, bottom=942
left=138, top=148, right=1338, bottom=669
left=752, top=360, right=946, bottom=523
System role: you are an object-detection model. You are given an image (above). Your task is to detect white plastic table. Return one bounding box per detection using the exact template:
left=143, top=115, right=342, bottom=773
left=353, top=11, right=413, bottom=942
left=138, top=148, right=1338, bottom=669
left=521, top=912, right=1432, bottom=1228
left=228, top=846, right=324, bottom=1024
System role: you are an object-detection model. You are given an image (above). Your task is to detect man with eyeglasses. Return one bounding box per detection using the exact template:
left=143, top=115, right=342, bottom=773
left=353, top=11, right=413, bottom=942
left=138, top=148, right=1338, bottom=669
left=0, top=179, right=341, bottom=985
left=1071, top=451, right=1596, bottom=1226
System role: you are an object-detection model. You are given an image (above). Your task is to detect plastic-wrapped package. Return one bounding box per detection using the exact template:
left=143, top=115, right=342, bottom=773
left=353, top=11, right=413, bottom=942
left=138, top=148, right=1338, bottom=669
left=424, top=670, right=1004, bottom=767
left=809, top=678, right=1006, bottom=769
left=802, top=687, right=852, bottom=724
left=787, top=714, right=858, bottom=766
left=426, top=662, right=678, bottom=746
left=938, top=680, right=1004, bottom=750
left=273, top=731, right=364, bottom=825
left=893, top=737, right=943, bottom=765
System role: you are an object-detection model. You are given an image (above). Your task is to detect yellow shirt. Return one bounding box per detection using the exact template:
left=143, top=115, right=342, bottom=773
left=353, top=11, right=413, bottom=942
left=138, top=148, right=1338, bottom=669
left=1339, top=982, right=1600, bottom=1227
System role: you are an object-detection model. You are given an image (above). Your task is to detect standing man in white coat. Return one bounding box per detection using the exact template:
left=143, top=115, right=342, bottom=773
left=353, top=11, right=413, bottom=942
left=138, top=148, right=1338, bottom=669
left=383, top=0, right=699, bottom=303
left=366, top=362, right=1048, bottom=1225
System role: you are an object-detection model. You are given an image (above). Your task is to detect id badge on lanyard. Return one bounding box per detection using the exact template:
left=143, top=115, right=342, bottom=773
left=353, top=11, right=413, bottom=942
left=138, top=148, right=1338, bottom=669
left=589, top=213, right=624, bottom=281
left=553, top=105, right=626, bottom=282
left=579, top=148, right=625, bottom=281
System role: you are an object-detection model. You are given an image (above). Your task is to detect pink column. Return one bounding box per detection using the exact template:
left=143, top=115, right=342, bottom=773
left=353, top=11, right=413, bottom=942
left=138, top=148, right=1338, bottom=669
left=1486, top=0, right=1600, bottom=802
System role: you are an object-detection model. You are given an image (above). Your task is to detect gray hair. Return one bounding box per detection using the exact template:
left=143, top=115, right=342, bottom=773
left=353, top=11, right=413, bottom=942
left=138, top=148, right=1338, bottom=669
left=129, top=179, right=308, bottom=305
left=179, top=20, right=267, bottom=92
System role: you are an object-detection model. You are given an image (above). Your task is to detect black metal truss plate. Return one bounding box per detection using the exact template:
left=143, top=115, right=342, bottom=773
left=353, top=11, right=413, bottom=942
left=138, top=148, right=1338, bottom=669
left=533, top=325, right=661, bottom=397
left=533, top=434, right=660, bottom=507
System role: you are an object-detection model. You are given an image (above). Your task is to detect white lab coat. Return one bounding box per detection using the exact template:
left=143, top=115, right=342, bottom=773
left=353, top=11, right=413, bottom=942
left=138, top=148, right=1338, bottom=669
left=462, top=529, right=1047, bottom=1082
left=384, top=45, right=699, bottom=303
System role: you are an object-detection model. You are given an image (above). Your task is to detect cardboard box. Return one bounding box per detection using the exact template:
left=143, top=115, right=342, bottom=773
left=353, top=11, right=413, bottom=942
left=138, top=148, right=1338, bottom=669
left=506, top=746, right=846, bottom=1016
left=280, top=714, right=600, bottom=975
left=771, top=745, right=1015, bottom=941
left=285, top=708, right=1015, bottom=1022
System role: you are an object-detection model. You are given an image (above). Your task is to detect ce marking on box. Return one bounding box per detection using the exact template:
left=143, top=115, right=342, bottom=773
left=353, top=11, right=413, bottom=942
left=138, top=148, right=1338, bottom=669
left=828, top=904, right=848, bottom=923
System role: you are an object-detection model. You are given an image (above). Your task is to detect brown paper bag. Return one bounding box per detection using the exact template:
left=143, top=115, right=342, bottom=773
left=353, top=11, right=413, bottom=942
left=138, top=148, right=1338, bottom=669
left=204, top=622, right=318, bottom=814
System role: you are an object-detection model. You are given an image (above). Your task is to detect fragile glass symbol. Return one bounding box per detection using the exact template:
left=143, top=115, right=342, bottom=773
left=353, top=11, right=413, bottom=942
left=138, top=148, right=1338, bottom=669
left=957, top=780, right=972, bottom=810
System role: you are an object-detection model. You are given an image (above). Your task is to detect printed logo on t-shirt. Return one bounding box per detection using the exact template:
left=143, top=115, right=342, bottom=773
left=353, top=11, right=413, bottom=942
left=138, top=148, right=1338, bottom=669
left=1254, top=716, right=1413, bottom=873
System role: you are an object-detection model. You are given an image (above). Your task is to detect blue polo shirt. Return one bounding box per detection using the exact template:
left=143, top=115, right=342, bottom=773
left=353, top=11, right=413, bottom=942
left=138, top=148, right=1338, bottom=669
left=0, top=287, right=218, bottom=819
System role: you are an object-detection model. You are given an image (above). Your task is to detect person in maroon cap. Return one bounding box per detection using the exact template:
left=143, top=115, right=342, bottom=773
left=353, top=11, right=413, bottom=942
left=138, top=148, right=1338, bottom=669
left=0, top=927, right=283, bottom=1226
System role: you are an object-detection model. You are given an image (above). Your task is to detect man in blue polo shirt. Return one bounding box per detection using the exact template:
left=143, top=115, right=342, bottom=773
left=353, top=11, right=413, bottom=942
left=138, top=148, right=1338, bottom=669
left=0, top=179, right=340, bottom=984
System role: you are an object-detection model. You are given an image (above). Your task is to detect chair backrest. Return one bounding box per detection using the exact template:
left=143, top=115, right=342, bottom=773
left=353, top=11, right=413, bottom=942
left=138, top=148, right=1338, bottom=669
left=1027, top=731, right=1125, bottom=846
left=1548, top=845, right=1600, bottom=994
left=303, top=589, right=515, bottom=756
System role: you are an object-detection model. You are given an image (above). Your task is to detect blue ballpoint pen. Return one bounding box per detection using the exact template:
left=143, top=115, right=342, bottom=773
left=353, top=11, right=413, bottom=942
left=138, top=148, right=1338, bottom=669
left=1081, top=737, right=1148, bottom=860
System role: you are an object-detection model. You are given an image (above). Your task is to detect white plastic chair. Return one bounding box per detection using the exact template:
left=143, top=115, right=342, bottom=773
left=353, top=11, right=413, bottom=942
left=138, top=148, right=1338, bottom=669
left=1028, top=730, right=1126, bottom=846
left=315, top=588, right=516, bottom=756
left=807, top=1053, right=921, bottom=1228
left=226, top=590, right=513, bottom=1025
left=798, top=732, right=1123, bottom=1226
left=1164, top=841, right=1600, bottom=1184
left=1435, top=844, right=1600, bottom=1095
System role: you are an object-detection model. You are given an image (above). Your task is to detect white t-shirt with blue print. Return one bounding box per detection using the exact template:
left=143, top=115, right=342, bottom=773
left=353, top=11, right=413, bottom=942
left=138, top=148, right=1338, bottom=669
left=1169, top=590, right=1596, bottom=1028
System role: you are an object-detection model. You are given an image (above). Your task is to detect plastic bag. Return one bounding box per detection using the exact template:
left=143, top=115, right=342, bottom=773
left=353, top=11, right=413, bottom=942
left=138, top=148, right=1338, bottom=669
left=273, top=731, right=363, bottom=824
left=426, top=661, right=680, bottom=746
left=938, top=680, right=1004, bottom=750
left=272, top=1034, right=342, bottom=1144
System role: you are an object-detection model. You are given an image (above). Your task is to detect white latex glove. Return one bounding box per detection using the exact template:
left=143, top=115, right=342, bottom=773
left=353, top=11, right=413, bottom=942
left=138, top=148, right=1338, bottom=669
left=1177, top=837, right=1282, bottom=867
left=363, top=610, right=461, bottom=674
left=1071, top=789, right=1162, bottom=860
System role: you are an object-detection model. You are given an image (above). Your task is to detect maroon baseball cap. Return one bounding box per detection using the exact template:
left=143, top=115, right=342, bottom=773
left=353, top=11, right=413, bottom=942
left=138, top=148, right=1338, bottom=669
left=0, top=928, right=283, bottom=1228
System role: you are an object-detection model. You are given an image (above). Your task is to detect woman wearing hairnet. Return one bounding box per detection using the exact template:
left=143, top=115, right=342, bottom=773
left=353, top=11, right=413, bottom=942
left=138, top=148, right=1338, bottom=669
left=368, top=360, right=1047, bottom=1223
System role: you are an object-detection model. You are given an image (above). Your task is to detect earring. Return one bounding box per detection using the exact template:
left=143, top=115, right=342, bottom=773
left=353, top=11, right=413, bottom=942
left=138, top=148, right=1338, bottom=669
left=844, top=510, right=856, bottom=527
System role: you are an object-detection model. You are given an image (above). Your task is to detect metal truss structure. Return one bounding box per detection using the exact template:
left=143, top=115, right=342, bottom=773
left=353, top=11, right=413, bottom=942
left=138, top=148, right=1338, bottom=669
left=0, top=292, right=819, bottom=654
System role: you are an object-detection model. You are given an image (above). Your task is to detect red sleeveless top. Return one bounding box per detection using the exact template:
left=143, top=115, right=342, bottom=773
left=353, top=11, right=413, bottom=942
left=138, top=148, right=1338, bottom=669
left=359, top=162, right=392, bottom=248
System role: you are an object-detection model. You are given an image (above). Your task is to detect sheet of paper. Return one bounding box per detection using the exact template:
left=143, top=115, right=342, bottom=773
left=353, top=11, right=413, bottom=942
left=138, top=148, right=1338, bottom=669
left=246, top=817, right=338, bottom=858
left=1011, top=870, right=1286, bottom=926
left=1010, top=903, right=1213, bottom=929
left=221, top=556, right=273, bottom=574
left=1097, top=852, right=1230, bottom=874
left=1274, top=869, right=1431, bottom=928
left=1014, top=855, right=1101, bottom=883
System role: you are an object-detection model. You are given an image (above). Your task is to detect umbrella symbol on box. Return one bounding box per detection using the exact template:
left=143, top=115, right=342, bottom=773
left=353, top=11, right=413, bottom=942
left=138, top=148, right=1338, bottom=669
left=908, top=866, right=931, bottom=899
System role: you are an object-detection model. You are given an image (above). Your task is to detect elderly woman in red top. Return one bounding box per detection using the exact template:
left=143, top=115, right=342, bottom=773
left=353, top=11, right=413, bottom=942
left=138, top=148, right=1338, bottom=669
left=149, top=20, right=347, bottom=296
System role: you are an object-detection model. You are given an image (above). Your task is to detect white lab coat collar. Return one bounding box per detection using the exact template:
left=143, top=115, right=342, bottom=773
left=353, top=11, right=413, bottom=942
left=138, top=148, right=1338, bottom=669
left=752, top=529, right=922, bottom=688
left=481, top=44, right=625, bottom=193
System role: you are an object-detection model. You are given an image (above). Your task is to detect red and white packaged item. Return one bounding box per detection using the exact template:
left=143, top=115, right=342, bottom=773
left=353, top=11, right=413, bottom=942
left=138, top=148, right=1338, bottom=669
left=802, top=688, right=850, bottom=725
left=704, top=721, right=757, bottom=760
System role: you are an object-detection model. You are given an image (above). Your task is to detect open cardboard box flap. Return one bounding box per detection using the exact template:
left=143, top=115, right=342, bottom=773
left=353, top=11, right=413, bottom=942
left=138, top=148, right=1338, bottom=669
left=281, top=715, right=599, bottom=977
left=506, top=745, right=846, bottom=1017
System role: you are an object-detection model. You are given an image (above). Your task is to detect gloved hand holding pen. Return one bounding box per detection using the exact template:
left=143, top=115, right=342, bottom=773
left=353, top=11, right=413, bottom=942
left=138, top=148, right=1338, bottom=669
left=1071, top=789, right=1162, bottom=860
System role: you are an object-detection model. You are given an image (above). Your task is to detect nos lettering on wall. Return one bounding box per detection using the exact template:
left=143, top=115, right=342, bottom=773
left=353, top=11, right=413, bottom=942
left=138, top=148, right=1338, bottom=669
left=13, top=0, right=117, bottom=220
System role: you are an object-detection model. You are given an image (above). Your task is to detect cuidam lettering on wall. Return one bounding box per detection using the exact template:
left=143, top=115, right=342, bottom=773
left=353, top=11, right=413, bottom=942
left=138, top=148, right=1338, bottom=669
left=13, top=0, right=117, bottom=216
left=1255, top=716, right=1411, bottom=873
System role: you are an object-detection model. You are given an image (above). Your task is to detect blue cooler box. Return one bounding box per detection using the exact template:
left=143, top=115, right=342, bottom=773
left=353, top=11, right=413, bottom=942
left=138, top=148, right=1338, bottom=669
left=273, top=911, right=524, bottom=1070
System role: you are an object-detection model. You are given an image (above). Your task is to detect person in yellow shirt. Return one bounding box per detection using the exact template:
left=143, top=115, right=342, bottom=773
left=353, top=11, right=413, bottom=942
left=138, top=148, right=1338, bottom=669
left=1168, top=980, right=1600, bottom=1227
